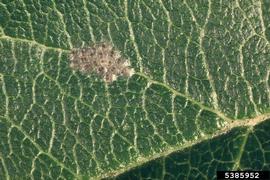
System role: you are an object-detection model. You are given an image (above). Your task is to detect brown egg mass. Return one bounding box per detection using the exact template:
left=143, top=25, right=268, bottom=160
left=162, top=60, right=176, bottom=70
left=69, top=42, right=134, bottom=83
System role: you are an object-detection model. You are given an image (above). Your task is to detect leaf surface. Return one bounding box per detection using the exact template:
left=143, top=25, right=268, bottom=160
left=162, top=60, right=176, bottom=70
left=0, top=0, right=270, bottom=179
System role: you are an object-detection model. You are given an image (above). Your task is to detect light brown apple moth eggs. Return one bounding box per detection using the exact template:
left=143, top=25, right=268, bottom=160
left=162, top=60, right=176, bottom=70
left=69, top=42, right=134, bottom=83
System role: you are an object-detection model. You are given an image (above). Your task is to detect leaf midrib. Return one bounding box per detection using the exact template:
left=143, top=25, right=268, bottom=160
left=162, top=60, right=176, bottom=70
left=1, top=35, right=270, bottom=179
left=0, top=35, right=232, bottom=122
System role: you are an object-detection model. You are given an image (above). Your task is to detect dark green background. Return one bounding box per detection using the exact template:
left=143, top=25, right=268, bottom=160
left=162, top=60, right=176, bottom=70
left=0, top=0, right=270, bottom=179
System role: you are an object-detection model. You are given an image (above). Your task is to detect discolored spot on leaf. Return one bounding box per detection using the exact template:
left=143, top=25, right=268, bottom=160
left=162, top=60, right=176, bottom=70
left=69, top=42, right=134, bottom=83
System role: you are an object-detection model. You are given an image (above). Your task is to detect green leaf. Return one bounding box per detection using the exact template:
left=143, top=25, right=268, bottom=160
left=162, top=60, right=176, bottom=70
left=0, top=0, right=269, bottom=179
left=114, top=119, right=270, bottom=180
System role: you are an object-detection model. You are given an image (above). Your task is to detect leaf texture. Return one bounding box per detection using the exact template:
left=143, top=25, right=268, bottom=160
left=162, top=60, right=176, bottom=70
left=0, top=0, right=270, bottom=179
